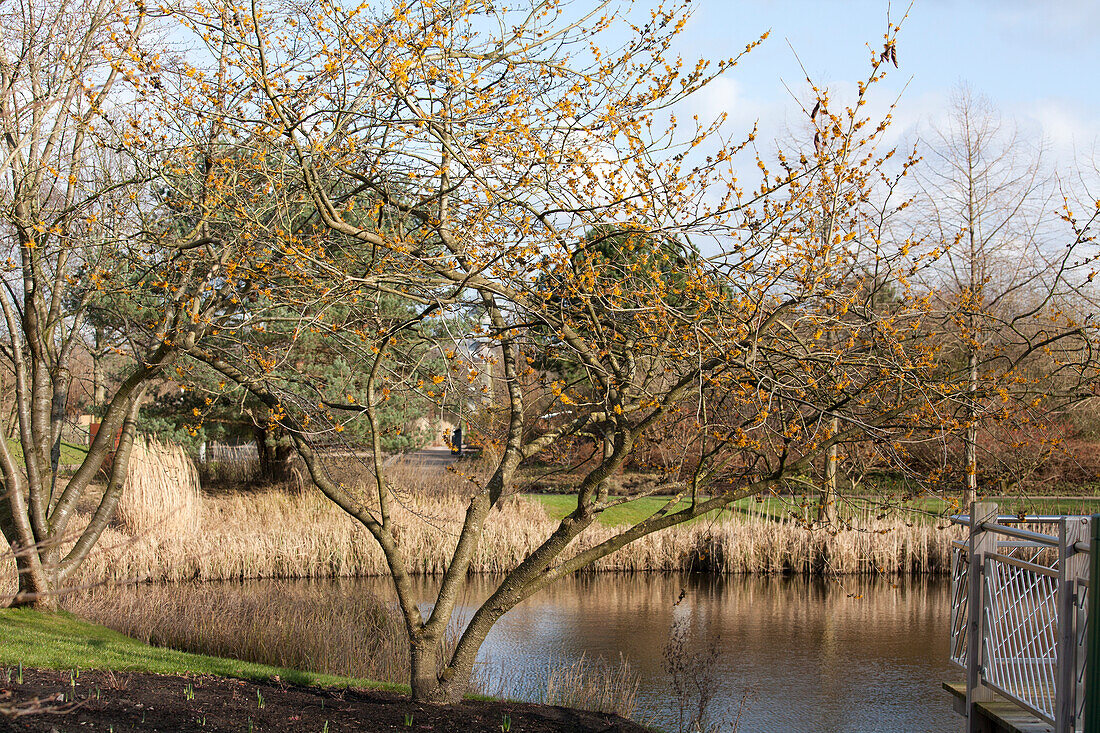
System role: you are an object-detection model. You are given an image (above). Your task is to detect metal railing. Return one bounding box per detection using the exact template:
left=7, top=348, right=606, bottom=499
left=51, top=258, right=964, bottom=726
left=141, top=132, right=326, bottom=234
left=951, top=503, right=1092, bottom=732
left=205, top=441, right=260, bottom=464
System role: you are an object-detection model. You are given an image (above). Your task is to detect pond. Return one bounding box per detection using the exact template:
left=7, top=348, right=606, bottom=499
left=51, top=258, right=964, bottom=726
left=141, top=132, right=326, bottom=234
left=80, top=573, right=959, bottom=732
left=243, top=572, right=963, bottom=726
left=389, top=574, right=957, bottom=733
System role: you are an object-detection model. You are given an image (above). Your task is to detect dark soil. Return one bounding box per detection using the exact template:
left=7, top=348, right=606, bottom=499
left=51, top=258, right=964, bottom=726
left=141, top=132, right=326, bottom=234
left=1, top=668, right=651, bottom=732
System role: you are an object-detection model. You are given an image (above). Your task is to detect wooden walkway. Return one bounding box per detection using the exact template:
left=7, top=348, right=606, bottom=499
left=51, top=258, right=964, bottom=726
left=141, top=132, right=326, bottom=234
left=944, top=683, right=1054, bottom=733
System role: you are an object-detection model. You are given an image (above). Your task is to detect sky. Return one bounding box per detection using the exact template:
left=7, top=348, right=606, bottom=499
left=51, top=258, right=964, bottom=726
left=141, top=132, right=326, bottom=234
left=669, top=0, right=1100, bottom=171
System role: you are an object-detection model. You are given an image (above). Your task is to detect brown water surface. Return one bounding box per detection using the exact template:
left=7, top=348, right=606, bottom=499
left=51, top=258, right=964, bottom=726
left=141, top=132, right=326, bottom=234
left=422, top=574, right=957, bottom=733
left=81, top=573, right=957, bottom=732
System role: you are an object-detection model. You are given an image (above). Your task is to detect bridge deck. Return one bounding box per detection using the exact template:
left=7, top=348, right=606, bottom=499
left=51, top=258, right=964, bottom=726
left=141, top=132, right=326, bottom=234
left=944, top=682, right=1054, bottom=733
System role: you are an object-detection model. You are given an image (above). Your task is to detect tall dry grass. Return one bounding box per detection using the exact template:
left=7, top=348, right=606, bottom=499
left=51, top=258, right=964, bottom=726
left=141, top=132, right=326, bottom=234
left=538, top=653, right=640, bottom=719
left=65, top=490, right=958, bottom=587
left=66, top=581, right=410, bottom=685
left=116, top=437, right=202, bottom=538
left=3, top=454, right=962, bottom=592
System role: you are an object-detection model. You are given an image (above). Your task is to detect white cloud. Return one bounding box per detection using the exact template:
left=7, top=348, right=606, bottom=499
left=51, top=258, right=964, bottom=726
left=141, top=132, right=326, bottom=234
left=682, top=74, right=787, bottom=144
left=988, top=0, right=1100, bottom=49
left=1020, top=100, right=1100, bottom=165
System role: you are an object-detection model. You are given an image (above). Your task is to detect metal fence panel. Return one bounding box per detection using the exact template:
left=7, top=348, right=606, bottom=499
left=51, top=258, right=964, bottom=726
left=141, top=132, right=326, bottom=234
left=983, top=553, right=1059, bottom=723
left=951, top=541, right=969, bottom=668
left=951, top=512, right=1091, bottom=732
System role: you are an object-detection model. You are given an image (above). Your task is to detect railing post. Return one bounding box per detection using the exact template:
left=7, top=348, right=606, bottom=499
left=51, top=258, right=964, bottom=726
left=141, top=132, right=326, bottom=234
left=968, top=501, right=997, bottom=732
left=1084, top=515, right=1100, bottom=733
left=1059, top=517, right=1089, bottom=732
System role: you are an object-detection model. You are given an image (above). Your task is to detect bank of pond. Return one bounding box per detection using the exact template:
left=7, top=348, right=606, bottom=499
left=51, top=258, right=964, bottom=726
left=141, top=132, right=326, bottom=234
left=0, top=609, right=643, bottom=733
left=16, top=448, right=1089, bottom=589
left=3, top=573, right=959, bottom=733
left=5, top=476, right=1091, bottom=730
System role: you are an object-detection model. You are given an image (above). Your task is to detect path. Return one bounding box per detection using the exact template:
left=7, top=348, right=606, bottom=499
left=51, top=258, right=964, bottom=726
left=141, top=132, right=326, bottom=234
left=384, top=445, right=459, bottom=470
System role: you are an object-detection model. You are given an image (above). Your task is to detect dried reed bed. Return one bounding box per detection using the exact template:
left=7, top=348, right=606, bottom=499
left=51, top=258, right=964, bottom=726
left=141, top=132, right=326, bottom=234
left=116, top=437, right=202, bottom=538
left=538, top=653, right=640, bottom=719
left=65, top=581, right=410, bottom=685
left=68, top=493, right=958, bottom=587
left=5, top=456, right=960, bottom=589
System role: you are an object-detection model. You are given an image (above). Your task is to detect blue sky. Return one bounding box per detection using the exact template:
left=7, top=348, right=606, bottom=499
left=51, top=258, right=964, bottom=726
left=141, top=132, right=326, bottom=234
left=671, top=0, right=1100, bottom=166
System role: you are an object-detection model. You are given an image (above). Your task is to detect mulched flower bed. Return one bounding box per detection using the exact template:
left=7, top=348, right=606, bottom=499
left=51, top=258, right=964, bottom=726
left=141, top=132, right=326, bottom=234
left=1, top=668, right=652, bottom=732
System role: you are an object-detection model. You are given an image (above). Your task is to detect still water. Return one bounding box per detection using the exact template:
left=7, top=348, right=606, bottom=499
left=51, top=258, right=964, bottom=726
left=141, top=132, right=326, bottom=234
left=344, top=573, right=956, bottom=733
left=100, top=573, right=957, bottom=731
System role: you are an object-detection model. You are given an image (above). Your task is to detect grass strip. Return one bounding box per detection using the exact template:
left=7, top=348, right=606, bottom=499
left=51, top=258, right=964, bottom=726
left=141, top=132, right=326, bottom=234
left=0, top=608, right=407, bottom=693
left=5, top=438, right=89, bottom=465
left=528, top=494, right=733, bottom=526
left=528, top=493, right=1100, bottom=527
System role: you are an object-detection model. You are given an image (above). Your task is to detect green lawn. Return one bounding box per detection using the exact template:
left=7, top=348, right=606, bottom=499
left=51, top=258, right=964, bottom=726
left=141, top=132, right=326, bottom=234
left=528, top=494, right=740, bottom=526
left=0, top=609, right=401, bottom=692
left=527, top=493, right=1100, bottom=527
left=949, top=496, right=1100, bottom=516
left=5, top=438, right=90, bottom=466
left=861, top=495, right=1100, bottom=519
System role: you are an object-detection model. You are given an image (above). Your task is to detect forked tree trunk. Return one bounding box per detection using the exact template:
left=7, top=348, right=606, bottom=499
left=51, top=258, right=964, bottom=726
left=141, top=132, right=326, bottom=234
left=409, top=640, right=452, bottom=704
left=12, top=549, right=59, bottom=611
left=407, top=615, right=500, bottom=704
left=4, top=384, right=153, bottom=610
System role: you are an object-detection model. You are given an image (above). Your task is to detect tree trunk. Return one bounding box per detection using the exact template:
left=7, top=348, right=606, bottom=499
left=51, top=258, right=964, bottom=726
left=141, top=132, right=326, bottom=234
left=818, top=417, right=840, bottom=524
left=963, top=350, right=979, bottom=510
left=255, top=426, right=296, bottom=484
left=11, top=551, right=59, bottom=611
left=409, top=640, right=456, bottom=704
left=818, top=299, right=841, bottom=525
left=93, top=326, right=107, bottom=409
left=272, top=442, right=296, bottom=484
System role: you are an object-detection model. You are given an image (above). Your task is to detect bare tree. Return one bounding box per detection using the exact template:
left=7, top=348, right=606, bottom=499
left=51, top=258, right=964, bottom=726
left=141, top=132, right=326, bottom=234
left=0, top=0, right=315, bottom=608
left=0, top=0, right=162, bottom=609
left=912, top=87, right=1081, bottom=505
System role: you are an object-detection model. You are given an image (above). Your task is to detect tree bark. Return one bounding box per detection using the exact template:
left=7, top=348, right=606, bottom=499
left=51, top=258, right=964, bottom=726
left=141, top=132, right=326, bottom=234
left=255, top=426, right=296, bottom=484
left=12, top=549, right=58, bottom=611
left=409, top=640, right=451, bottom=704
left=93, top=326, right=107, bottom=409
left=963, top=350, right=979, bottom=509
left=819, top=417, right=840, bottom=524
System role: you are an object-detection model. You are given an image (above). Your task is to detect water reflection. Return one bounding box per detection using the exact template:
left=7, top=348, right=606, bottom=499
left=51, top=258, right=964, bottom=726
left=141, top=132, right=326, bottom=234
left=84, top=573, right=957, bottom=732
left=354, top=573, right=956, bottom=733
